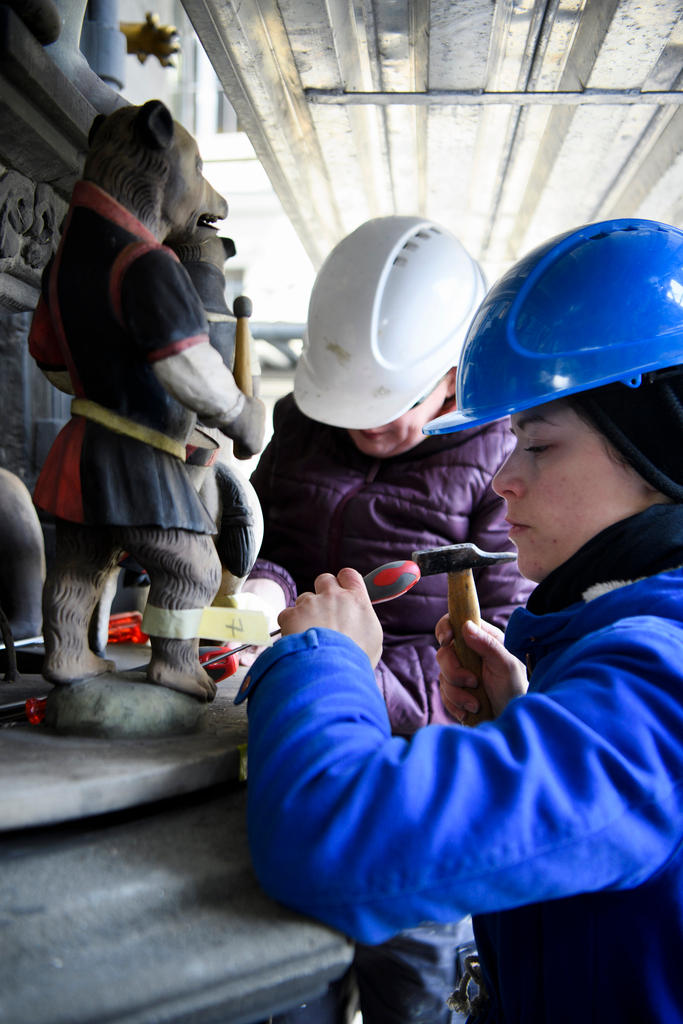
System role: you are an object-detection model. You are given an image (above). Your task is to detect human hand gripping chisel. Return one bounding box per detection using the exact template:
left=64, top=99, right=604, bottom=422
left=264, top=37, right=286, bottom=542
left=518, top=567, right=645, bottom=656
left=202, top=558, right=421, bottom=667
left=412, top=542, right=516, bottom=726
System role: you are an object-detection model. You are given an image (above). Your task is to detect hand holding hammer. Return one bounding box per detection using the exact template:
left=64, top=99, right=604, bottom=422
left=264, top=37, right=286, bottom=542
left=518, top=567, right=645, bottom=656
left=412, top=542, right=516, bottom=726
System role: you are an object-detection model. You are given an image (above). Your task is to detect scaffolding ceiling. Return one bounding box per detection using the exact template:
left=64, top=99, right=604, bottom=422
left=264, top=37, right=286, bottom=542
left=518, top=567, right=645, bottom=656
left=181, top=0, right=683, bottom=281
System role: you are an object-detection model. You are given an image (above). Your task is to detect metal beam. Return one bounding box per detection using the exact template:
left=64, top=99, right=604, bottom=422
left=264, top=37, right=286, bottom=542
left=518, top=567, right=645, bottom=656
left=305, top=88, right=683, bottom=106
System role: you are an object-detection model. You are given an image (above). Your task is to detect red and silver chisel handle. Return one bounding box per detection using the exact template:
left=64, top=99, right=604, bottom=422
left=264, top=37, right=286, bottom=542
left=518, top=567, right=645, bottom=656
left=362, top=559, right=421, bottom=603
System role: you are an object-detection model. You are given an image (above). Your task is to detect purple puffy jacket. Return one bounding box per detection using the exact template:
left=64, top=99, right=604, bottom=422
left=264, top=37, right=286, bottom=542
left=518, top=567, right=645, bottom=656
left=249, top=394, right=533, bottom=734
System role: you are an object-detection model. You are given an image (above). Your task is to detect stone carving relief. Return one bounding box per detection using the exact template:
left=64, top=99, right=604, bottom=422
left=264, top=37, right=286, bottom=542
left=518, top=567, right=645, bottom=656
left=0, top=168, right=64, bottom=311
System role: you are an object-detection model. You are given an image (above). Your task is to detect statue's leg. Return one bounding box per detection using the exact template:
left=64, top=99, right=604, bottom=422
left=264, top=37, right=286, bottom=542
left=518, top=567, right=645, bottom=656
left=42, top=520, right=121, bottom=683
left=122, top=526, right=221, bottom=701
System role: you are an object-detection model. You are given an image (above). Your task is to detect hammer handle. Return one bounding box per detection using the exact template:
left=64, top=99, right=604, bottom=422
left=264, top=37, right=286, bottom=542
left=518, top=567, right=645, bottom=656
left=447, top=569, right=493, bottom=726
left=233, top=315, right=253, bottom=397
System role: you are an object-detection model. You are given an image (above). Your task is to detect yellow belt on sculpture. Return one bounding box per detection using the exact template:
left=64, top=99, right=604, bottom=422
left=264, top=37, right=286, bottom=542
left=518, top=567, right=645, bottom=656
left=71, top=397, right=186, bottom=459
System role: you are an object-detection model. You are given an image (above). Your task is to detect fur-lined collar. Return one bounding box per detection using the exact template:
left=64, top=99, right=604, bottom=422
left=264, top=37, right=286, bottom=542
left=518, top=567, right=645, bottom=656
left=582, top=563, right=683, bottom=604
left=582, top=579, right=637, bottom=603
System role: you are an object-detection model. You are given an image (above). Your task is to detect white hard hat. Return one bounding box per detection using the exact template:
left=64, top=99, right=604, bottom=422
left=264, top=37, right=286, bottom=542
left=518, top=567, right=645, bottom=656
left=294, top=216, right=487, bottom=429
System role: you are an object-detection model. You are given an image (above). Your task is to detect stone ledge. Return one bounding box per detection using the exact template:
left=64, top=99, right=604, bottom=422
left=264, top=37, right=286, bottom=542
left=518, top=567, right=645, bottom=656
left=0, top=650, right=251, bottom=830
left=0, top=4, right=95, bottom=194
left=0, top=785, right=354, bottom=1024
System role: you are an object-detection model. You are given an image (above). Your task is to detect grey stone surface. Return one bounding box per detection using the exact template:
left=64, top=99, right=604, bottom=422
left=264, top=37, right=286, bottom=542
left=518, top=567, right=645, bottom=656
left=0, top=309, right=32, bottom=478
left=44, top=671, right=210, bottom=738
left=0, top=5, right=93, bottom=196
left=0, top=644, right=354, bottom=1021
left=0, top=647, right=252, bottom=830
left=0, top=784, right=354, bottom=1023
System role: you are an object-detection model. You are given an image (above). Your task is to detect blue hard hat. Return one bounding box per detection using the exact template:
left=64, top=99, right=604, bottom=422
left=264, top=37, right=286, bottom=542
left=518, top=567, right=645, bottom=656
left=424, top=218, right=683, bottom=435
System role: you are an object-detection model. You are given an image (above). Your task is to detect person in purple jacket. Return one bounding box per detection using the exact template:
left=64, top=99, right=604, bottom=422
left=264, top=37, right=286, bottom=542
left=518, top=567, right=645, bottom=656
left=241, top=219, right=683, bottom=1023
left=244, top=217, right=533, bottom=1024
left=244, top=217, right=532, bottom=735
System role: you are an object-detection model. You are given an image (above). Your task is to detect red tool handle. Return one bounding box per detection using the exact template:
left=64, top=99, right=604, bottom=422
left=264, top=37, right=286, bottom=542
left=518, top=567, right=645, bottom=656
left=363, top=559, right=421, bottom=603
left=199, top=647, right=239, bottom=682
left=107, top=611, right=149, bottom=645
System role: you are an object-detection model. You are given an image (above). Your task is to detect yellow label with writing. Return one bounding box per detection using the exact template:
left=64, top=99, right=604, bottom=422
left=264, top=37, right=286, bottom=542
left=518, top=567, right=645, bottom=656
left=198, top=605, right=272, bottom=645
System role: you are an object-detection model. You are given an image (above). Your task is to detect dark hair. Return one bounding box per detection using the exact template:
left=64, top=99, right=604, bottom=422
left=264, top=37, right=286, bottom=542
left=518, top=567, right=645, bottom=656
left=568, top=368, right=683, bottom=501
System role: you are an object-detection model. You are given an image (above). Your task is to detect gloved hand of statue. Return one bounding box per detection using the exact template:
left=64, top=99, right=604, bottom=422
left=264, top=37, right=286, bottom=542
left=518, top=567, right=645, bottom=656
left=229, top=394, right=266, bottom=460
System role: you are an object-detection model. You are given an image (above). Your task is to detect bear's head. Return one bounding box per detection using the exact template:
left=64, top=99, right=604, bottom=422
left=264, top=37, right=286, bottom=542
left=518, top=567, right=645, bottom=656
left=83, top=100, right=227, bottom=242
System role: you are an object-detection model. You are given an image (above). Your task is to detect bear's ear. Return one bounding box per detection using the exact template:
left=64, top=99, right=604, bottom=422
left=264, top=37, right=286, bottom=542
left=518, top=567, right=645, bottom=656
left=88, top=114, right=107, bottom=147
left=134, top=100, right=174, bottom=151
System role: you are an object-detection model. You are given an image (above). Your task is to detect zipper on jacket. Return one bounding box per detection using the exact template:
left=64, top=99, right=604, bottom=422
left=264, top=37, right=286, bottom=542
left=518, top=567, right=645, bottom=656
left=328, top=460, right=381, bottom=572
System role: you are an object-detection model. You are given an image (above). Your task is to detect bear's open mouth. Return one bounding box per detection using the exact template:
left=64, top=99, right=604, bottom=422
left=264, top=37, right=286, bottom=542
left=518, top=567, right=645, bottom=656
left=197, top=213, right=220, bottom=230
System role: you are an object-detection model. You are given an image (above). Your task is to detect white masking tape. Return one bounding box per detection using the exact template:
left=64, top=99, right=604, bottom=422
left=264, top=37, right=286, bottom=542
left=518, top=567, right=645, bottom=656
left=141, top=604, right=204, bottom=639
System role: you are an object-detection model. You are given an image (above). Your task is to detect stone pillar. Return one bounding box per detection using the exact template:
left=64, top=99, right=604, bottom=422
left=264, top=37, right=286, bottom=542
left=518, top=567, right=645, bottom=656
left=0, top=2, right=127, bottom=486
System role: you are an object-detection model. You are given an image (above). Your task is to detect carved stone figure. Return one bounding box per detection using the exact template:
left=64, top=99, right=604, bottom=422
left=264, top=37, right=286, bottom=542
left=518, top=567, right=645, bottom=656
left=0, top=169, right=63, bottom=311
left=27, top=100, right=266, bottom=702
left=0, top=468, right=45, bottom=643
left=170, top=230, right=264, bottom=600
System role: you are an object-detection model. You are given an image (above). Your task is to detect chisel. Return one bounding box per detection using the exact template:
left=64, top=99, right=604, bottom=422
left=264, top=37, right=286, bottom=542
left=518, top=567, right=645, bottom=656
left=202, top=558, right=421, bottom=667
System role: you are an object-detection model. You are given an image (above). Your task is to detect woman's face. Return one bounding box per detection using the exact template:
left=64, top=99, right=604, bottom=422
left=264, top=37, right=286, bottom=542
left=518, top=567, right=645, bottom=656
left=493, top=400, right=670, bottom=583
left=347, top=369, right=456, bottom=458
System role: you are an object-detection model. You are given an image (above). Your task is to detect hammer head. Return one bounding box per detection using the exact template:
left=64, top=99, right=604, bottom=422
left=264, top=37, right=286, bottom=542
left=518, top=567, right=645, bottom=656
left=412, top=541, right=516, bottom=576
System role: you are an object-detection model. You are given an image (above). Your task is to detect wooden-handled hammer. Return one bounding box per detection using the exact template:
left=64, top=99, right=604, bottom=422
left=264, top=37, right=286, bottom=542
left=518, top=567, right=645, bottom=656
left=412, top=542, right=516, bottom=726
left=232, top=294, right=254, bottom=397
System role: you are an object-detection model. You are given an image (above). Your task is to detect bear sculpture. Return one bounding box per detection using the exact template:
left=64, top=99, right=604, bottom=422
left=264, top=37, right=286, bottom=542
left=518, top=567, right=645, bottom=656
left=28, top=99, right=266, bottom=702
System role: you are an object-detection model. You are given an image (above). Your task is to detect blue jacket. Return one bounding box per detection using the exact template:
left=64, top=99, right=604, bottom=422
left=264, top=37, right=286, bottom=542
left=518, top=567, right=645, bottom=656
left=244, top=569, right=683, bottom=1023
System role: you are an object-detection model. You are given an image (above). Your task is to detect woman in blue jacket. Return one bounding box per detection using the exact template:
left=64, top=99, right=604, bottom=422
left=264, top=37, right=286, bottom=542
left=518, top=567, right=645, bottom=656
left=239, top=219, right=683, bottom=1023
left=248, top=217, right=534, bottom=1024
